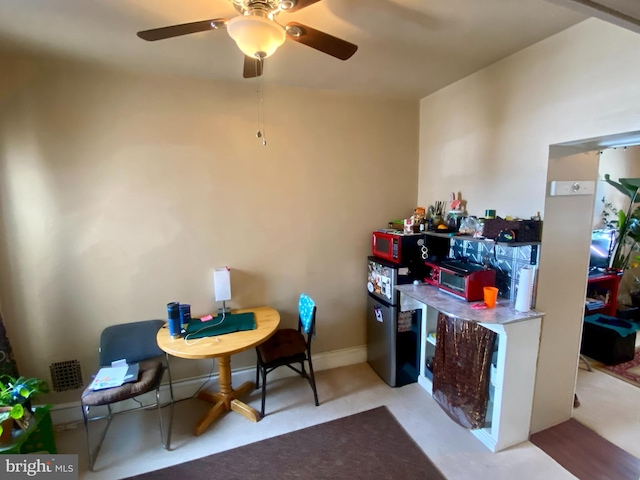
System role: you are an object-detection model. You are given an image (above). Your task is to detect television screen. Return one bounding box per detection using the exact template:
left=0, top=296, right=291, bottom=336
left=589, top=229, right=615, bottom=270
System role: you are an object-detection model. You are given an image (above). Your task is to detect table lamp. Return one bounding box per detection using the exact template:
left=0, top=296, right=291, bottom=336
left=214, top=267, right=232, bottom=316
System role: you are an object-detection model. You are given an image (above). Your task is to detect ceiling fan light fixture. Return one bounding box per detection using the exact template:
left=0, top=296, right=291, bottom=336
left=279, top=0, right=296, bottom=10
left=227, top=14, right=286, bottom=59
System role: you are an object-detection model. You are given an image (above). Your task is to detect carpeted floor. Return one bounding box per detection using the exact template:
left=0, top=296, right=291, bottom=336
left=594, top=347, right=640, bottom=388
left=122, top=406, right=446, bottom=480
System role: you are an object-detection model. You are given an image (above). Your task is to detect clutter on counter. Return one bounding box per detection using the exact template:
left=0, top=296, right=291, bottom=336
left=387, top=197, right=542, bottom=243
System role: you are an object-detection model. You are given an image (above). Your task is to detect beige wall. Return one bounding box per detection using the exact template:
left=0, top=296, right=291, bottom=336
left=0, top=54, right=419, bottom=403
left=418, top=18, right=640, bottom=432
left=537, top=146, right=598, bottom=431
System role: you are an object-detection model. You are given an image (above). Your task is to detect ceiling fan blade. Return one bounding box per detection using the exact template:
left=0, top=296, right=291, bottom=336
left=243, top=56, right=264, bottom=78
left=285, top=0, right=322, bottom=13
left=137, top=18, right=228, bottom=41
left=285, top=22, right=357, bottom=60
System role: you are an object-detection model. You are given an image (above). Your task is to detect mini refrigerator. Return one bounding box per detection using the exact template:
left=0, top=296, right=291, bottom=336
left=366, top=256, right=422, bottom=387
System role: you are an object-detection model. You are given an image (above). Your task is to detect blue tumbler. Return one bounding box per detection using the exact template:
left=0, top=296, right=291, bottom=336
left=179, top=304, right=191, bottom=334
left=167, top=302, right=181, bottom=338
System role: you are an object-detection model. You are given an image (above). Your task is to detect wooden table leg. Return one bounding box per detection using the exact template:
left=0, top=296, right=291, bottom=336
left=193, top=399, right=226, bottom=437
left=194, top=355, right=261, bottom=436
left=230, top=398, right=260, bottom=422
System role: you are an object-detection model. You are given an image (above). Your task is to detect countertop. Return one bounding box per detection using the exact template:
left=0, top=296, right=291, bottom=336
left=396, top=283, right=544, bottom=325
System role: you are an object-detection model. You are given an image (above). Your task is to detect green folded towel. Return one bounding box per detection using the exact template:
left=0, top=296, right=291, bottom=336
left=185, top=312, right=256, bottom=339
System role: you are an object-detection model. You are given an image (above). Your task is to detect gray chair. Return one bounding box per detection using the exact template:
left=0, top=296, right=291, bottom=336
left=80, top=320, right=174, bottom=470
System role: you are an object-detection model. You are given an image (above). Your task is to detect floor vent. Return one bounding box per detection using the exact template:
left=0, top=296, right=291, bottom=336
left=49, top=359, right=83, bottom=392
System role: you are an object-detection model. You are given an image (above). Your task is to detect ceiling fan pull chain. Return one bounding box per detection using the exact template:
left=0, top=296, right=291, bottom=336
left=255, top=57, right=267, bottom=146
left=260, top=65, right=267, bottom=146
left=255, top=69, right=261, bottom=140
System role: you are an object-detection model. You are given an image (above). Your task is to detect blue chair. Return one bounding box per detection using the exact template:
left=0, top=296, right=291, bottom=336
left=80, top=320, right=174, bottom=470
left=255, top=293, right=319, bottom=416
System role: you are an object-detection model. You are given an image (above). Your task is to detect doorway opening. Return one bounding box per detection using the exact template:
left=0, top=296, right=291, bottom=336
left=538, top=130, right=640, bottom=459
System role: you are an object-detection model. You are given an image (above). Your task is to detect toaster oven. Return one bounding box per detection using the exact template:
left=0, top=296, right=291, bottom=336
left=424, top=259, right=496, bottom=302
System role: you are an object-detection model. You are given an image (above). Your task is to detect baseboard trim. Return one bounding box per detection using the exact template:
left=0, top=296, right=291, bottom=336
left=50, top=344, right=367, bottom=426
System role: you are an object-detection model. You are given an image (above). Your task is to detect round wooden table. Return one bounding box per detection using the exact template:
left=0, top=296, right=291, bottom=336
left=157, top=306, right=280, bottom=436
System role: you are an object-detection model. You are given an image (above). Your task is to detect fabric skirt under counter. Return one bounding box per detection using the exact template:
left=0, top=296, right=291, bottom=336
left=432, top=312, right=496, bottom=429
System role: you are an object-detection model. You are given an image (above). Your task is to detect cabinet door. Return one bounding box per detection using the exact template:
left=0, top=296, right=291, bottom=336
left=366, top=296, right=397, bottom=386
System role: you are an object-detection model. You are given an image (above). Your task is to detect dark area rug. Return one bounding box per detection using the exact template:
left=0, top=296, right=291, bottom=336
left=594, top=347, right=640, bottom=388
left=124, top=406, right=445, bottom=480
left=531, top=418, right=640, bottom=480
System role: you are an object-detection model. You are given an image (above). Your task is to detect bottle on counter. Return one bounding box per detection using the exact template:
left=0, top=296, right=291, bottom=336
left=167, top=302, right=181, bottom=338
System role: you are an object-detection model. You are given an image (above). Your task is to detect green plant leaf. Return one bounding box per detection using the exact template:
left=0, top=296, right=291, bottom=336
left=619, top=178, right=640, bottom=191
left=0, top=374, right=49, bottom=409
left=607, top=176, right=640, bottom=270
left=605, top=174, right=636, bottom=199
left=9, top=404, right=23, bottom=419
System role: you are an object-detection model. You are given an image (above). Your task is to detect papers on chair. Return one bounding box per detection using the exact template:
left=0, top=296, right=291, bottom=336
left=112, top=359, right=139, bottom=383
left=123, top=363, right=139, bottom=383
left=89, top=359, right=140, bottom=390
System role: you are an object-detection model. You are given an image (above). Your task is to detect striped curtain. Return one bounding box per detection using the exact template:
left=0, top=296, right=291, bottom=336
left=0, top=310, right=19, bottom=377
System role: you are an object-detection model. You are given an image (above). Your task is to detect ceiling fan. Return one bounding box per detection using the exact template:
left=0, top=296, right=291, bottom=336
left=137, top=0, right=358, bottom=79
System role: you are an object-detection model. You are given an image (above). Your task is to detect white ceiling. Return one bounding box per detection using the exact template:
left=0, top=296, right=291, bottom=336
left=0, top=0, right=590, bottom=100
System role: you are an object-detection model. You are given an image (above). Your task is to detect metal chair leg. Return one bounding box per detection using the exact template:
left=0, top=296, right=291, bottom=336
left=83, top=403, right=114, bottom=471
left=162, top=354, right=174, bottom=450
left=255, top=354, right=261, bottom=389
left=81, top=404, right=93, bottom=470
left=307, top=356, right=319, bottom=407
left=260, top=365, right=267, bottom=417
left=156, top=385, right=174, bottom=452
left=580, top=354, right=593, bottom=372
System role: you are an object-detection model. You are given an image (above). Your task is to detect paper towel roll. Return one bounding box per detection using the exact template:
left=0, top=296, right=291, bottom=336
left=214, top=267, right=231, bottom=302
left=515, top=266, right=534, bottom=313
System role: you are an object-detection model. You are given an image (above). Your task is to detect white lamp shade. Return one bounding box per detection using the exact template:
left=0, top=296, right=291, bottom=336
left=214, top=268, right=232, bottom=302
left=227, top=15, right=286, bottom=58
